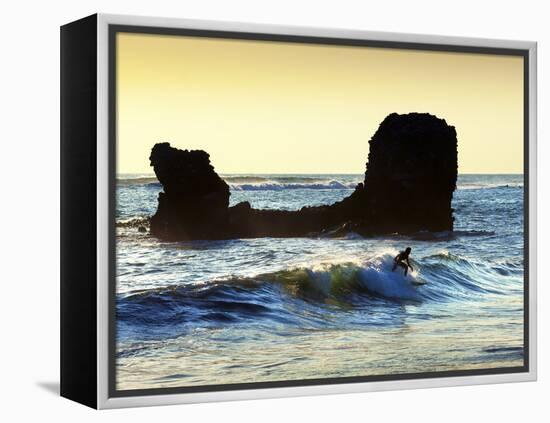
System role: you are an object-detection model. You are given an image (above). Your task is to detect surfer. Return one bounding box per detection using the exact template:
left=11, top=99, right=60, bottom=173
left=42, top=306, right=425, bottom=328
left=392, top=247, right=414, bottom=276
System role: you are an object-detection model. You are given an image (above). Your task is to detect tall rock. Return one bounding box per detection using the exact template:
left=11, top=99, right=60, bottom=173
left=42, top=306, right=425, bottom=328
left=149, top=143, right=230, bottom=240
left=360, top=113, right=458, bottom=232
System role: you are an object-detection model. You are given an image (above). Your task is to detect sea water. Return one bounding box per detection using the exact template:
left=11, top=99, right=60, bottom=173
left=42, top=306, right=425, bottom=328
left=116, top=174, right=525, bottom=390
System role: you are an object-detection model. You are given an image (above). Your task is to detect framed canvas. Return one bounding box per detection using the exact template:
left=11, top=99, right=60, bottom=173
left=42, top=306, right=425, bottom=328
left=60, top=13, right=537, bottom=409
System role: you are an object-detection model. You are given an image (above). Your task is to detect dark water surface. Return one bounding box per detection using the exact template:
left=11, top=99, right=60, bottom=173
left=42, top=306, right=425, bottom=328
left=116, top=174, right=524, bottom=389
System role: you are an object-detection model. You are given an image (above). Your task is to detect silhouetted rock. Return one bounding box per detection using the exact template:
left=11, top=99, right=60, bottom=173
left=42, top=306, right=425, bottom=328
left=359, top=112, right=458, bottom=233
left=149, top=143, right=230, bottom=240
left=148, top=113, right=458, bottom=240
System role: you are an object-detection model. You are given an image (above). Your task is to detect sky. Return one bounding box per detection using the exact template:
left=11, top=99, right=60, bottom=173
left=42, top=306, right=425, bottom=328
left=116, top=32, right=524, bottom=175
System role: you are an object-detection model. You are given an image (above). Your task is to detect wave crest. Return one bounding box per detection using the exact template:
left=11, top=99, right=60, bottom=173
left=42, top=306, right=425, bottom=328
left=117, top=250, right=519, bottom=333
left=229, top=180, right=357, bottom=191
left=267, top=254, right=423, bottom=302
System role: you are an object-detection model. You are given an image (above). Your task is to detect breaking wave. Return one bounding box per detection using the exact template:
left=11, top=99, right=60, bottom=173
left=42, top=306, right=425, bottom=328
left=117, top=251, right=519, bottom=336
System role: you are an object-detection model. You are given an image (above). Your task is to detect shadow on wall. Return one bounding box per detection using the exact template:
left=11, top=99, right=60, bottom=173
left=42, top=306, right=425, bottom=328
left=36, top=381, right=60, bottom=396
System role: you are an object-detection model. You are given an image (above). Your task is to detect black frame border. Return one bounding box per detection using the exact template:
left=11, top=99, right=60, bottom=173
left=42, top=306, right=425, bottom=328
left=107, top=24, right=530, bottom=399
left=60, top=14, right=98, bottom=409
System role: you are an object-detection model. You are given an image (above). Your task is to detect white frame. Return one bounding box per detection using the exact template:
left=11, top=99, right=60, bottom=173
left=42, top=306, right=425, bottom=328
left=96, top=13, right=537, bottom=409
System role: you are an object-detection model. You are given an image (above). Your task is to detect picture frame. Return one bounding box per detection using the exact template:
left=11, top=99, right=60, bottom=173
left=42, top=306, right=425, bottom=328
left=60, top=13, right=537, bottom=409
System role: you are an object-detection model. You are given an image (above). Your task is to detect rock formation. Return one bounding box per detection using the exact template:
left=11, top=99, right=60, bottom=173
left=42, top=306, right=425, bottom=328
left=149, top=113, right=458, bottom=241
left=360, top=112, right=458, bottom=233
left=149, top=145, right=231, bottom=240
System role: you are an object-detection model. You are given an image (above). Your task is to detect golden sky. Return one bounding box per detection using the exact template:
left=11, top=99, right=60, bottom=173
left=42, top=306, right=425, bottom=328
left=116, top=32, right=524, bottom=175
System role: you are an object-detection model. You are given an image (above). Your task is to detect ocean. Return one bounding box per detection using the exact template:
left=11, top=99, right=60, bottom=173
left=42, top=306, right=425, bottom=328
left=115, top=174, right=525, bottom=390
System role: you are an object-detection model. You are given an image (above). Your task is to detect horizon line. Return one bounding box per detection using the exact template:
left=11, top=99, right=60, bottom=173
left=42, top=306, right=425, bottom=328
left=116, top=172, right=524, bottom=177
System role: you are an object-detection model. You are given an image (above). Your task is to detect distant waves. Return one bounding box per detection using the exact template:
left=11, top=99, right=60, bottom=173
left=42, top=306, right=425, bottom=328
left=116, top=174, right=523, bottom=192
left=118, top=175, right=361, bottom=191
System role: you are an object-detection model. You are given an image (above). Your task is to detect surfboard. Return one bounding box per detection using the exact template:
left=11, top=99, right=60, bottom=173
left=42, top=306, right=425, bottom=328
left=411, top=280, right=427, bottom=286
